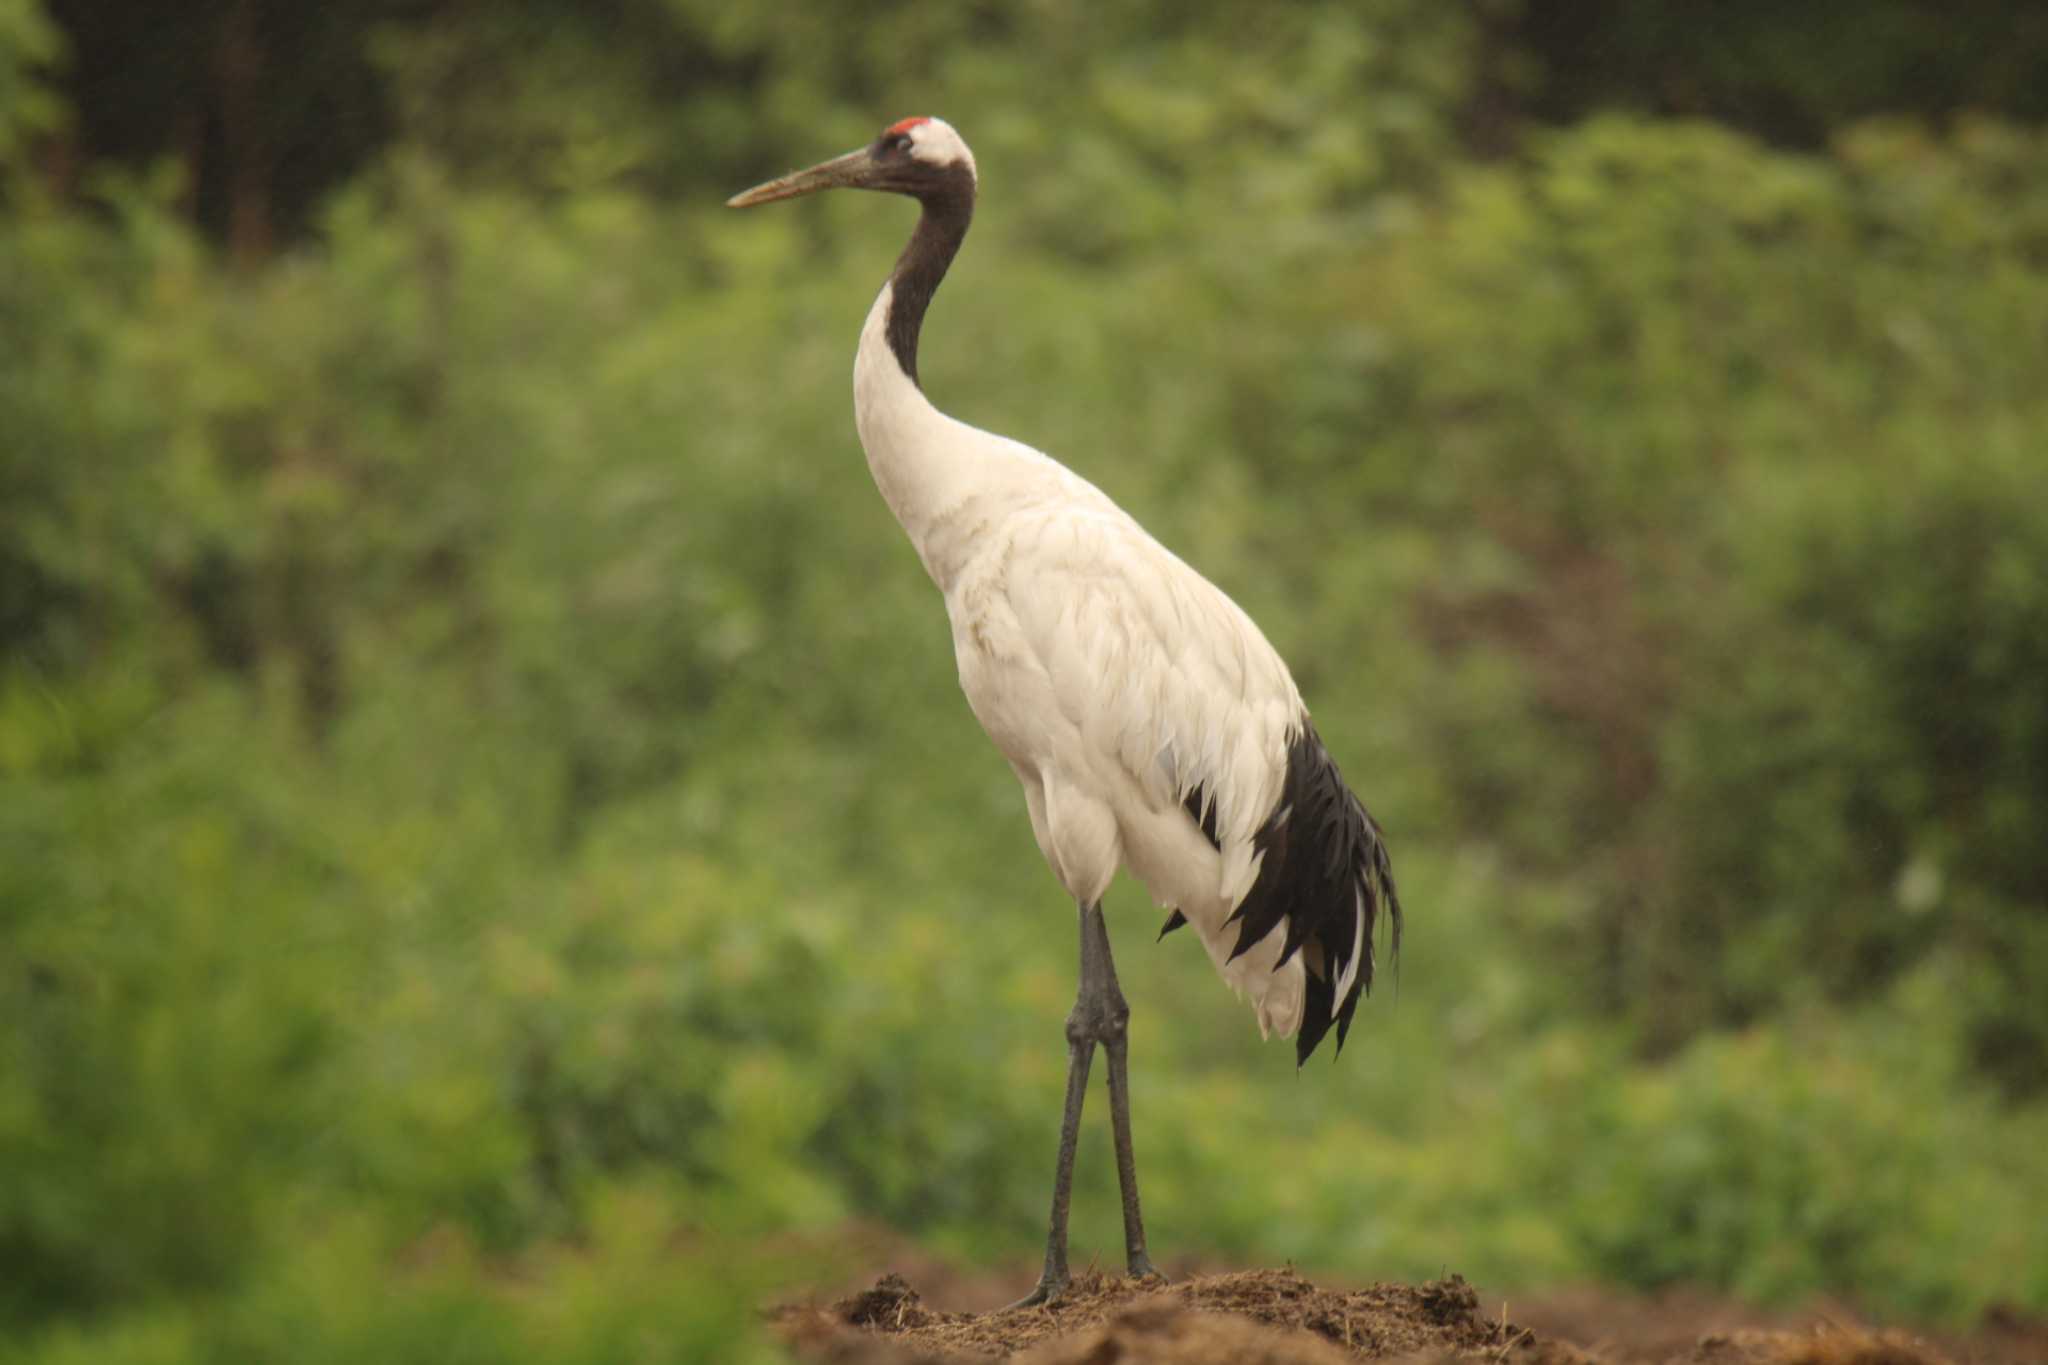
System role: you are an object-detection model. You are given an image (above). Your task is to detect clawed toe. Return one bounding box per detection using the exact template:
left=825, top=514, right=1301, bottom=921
left=1004, top=1272, right=1071, bottom=1311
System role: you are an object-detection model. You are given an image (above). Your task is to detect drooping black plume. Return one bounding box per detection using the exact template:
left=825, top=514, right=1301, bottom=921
left=1182, top=786, right=1222, bottom=850
left=1165, top=789, right=1215, bottom=937
left=1216, top=721, right=1402, bottom=1066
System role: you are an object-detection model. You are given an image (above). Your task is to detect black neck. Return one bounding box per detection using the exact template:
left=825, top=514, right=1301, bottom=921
left=885, top=171, right=975, bottom=388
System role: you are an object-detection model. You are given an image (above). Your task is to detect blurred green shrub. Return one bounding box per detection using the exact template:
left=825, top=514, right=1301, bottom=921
left=1332, top=116, right=2048, bottom=1089
left=11, top=1190, right=781, bottom=1365
left=0, top=0, right=60, bottom=172
left=1526, top=991, right=2048, bottom=1318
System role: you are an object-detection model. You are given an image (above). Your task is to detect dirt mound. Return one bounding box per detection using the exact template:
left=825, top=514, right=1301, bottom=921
left=773, top=1270, right=1975, bottom=1365
left=777, top=1267, right=1565, bottom=1363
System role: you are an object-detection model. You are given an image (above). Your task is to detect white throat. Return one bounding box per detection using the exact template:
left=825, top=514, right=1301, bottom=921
left=852, top=281, right=973, bottom=585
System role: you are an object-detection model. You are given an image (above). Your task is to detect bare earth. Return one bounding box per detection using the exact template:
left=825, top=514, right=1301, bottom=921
left=772, top=1265, right=2047, bottom=1365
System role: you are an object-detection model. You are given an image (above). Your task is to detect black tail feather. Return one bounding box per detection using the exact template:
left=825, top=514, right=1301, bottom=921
left=1211, top=720, right=1401, bottom=1067
left=1181, top=788, right=1222, bottom=850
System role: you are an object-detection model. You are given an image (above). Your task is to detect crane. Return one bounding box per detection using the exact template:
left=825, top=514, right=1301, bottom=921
left=728, top=116, right=1402, bottom=1309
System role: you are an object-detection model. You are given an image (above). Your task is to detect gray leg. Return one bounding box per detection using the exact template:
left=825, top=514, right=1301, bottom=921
left=1007, top=998, right=1094, bottom=1308
left=1103, top=1016, right=1160, bottom=1280
left=1008, top=901, right=1159, bottom=1310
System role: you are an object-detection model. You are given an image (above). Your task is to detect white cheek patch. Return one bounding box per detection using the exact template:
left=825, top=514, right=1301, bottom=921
left=908, top=117, right=977, bottom=177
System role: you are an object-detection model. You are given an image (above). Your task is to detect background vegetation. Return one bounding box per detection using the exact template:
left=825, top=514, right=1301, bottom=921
left=5, top=2, right=2046, bottom=1360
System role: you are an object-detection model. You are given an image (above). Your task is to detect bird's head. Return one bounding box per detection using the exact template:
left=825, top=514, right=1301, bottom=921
left=727, top=117, right=977, bottom=210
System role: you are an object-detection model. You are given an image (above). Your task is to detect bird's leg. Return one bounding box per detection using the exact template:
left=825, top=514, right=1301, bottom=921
left=1084, top=902, right=1160, bottom=1283
left=1009, top=901, right=1157, bottom=1310
left=1009, top=900, right=1103, bottom=1309
left=1008, top=991, right=1094, bottom=1309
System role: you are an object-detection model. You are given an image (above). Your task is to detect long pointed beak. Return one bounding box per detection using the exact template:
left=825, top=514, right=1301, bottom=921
left=726, top=147, right=876, bottom=208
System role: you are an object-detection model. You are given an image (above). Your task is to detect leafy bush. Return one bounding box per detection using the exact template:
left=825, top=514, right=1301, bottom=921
left=1333, top=117, right=2048, bottom=1085
left=1530, top=990, right=2048, bottom=1318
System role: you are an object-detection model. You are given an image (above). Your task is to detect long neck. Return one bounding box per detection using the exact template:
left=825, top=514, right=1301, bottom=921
left=883, top=184, right=973, bottom=387
left=853, top=181, right=986, bottom=591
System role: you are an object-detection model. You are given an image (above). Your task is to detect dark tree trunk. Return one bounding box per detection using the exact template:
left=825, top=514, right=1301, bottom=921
left=216, top=0, right=271, bottom=266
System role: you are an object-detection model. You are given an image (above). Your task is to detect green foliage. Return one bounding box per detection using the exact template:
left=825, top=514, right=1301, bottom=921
left=0, top=0, right=60, bottom=171
left=9, top=1192, right=781, bottom=1365
left=1336, top=116, right=2048, bottom=1083
left=4, top=0, right=2048, bottom=1352
left=1669, top=439, right=2048, bottom=1088
left=1532, top=985, right=2048, bottom=1318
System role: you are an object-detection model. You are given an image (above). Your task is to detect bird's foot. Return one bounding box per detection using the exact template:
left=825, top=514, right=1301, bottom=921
left=1002, top=1268, right=1071, bottom=1312
left=1127, top=1253, right=1166, bottom=1285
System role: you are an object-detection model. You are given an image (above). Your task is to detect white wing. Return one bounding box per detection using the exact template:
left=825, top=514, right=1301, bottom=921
left=947, top=495, right=1313, bottom=1037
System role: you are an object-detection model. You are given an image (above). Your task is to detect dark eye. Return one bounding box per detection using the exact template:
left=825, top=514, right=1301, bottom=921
left=890, top=134, right=914, bottom=155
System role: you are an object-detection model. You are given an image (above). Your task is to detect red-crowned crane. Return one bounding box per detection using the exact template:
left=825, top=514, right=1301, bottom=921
left=728, top=116, right=1402, bottom=1308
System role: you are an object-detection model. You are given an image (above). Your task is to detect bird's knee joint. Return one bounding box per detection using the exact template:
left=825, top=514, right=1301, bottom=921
left=1064, top=1011, right=1090, bottom=1046
left=1065, top=999, right=1129, bottom=1045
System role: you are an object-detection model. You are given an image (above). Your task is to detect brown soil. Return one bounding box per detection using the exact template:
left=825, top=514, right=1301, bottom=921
left=772, top=1267, right=2046, bottom=1365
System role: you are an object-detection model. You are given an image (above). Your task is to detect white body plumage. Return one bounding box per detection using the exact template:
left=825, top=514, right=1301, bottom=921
left=857, top=272, right=1328, bottom=1040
